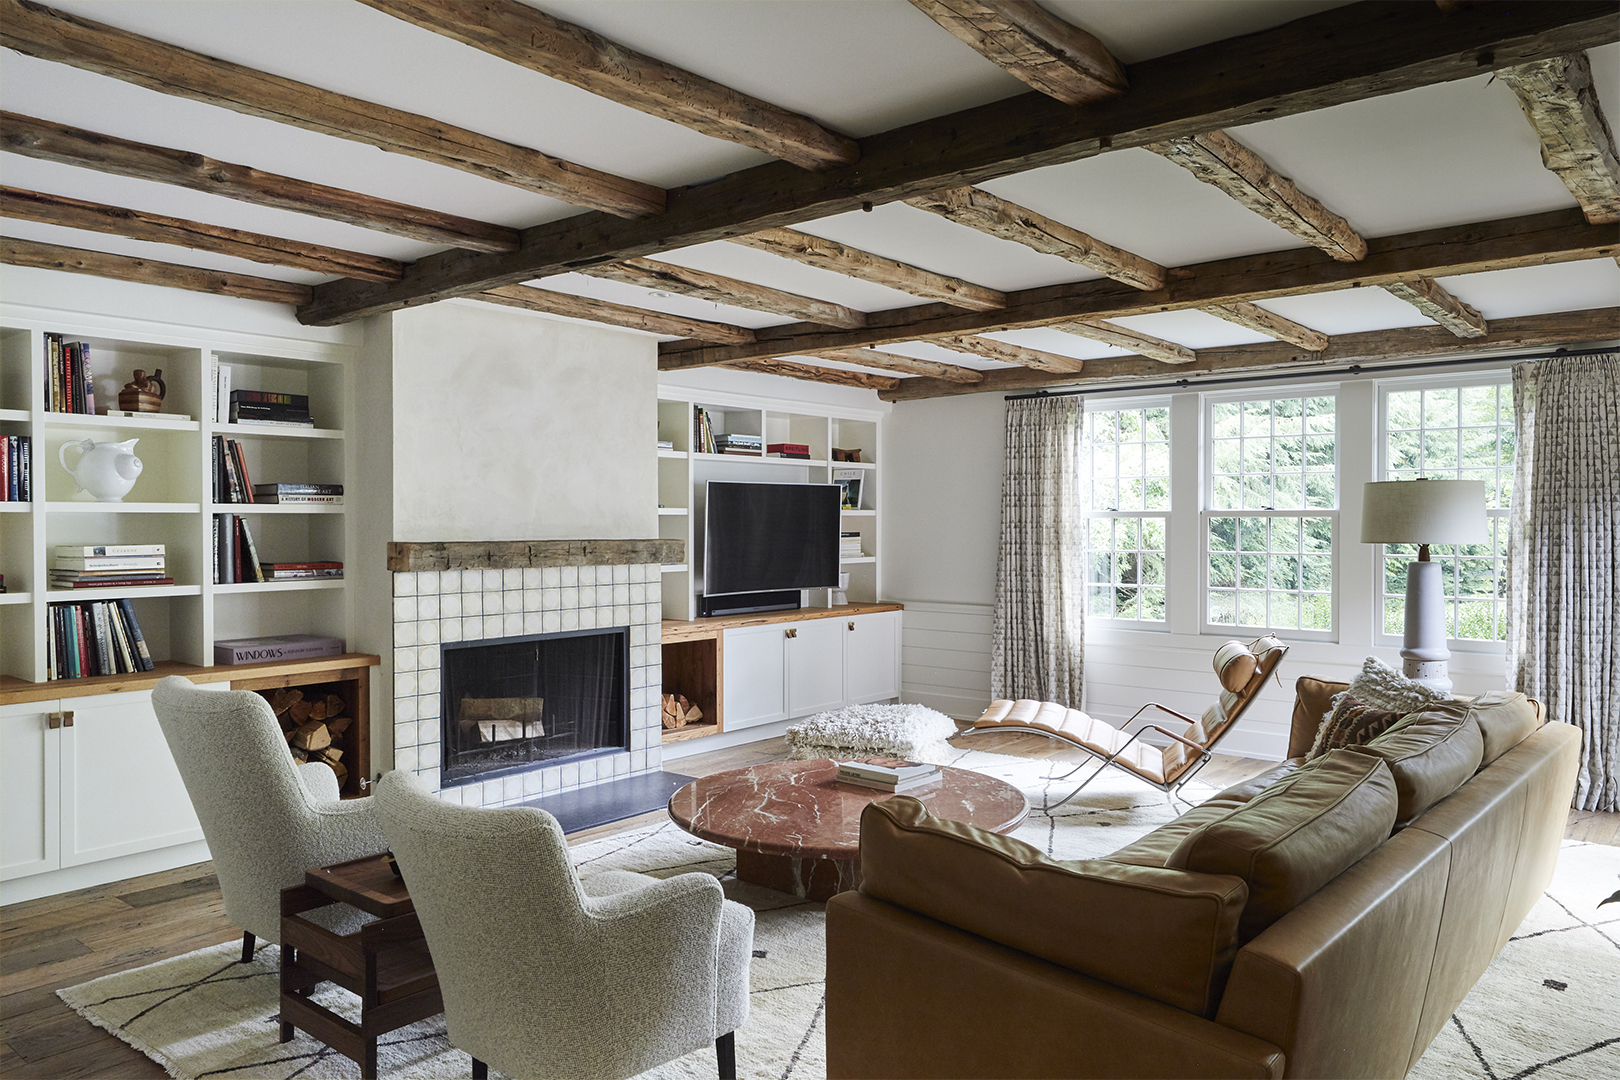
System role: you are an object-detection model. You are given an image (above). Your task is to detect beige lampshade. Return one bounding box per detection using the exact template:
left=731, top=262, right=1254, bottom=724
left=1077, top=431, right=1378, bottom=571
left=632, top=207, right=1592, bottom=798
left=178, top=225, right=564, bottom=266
left=1360, top=479, right=1488, bottom=545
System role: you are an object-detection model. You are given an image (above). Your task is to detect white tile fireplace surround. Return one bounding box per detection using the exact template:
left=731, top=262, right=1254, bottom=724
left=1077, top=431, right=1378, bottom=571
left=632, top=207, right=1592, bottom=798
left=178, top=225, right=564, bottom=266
left=391, top=562, right=664, bottom=808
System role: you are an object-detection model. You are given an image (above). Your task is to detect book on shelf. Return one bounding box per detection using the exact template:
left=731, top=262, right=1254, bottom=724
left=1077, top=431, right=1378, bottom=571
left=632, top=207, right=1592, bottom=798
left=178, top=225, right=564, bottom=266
left=2, top=435, right=33, bottom=501
left=231, top=389, right=309, bottom=409
left=47, top=598, right=154, bottom=678
left=238, top=514, right=266, bottom=583
left=657, top=439, right=674, bottom=451
left=767, top=442, right=810, bottom=457
left=213, top=359, right=230, bottom=424
left=254, top=493, right=343, bottom=505
left=55, top=544, right=165, bottom=557
left=51, top=554, right=166, bottom=571
left=231, top=416, right=317, bottom=428
left=43, top=334, right=97, bottom=415
left=214, top=633, right=344, bottom=665
left=254, top=483, right=343, bottom=496
left=230, top=401, right=313, bottom=425
left=212, top=436, right=257, bottom=503
left=49, top=576, right=176, bottom=589
left=99, top=408, right=193, bottom=420
left=260, top=566, right=344, bottom=580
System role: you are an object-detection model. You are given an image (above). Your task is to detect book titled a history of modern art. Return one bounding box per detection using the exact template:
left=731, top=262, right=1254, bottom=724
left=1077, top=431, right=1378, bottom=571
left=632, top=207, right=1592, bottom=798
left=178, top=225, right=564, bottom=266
left=214, top=633, right=344, bottom=665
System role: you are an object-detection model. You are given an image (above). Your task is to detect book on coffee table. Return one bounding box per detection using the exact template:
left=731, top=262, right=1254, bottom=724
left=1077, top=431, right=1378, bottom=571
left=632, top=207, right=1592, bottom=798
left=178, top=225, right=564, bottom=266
left=835, top=757, right=941, bottom=791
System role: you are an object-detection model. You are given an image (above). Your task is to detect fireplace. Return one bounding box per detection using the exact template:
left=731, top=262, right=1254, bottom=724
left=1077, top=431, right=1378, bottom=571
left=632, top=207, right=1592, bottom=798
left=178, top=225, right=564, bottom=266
left=440, top=628, right=629, bottom=787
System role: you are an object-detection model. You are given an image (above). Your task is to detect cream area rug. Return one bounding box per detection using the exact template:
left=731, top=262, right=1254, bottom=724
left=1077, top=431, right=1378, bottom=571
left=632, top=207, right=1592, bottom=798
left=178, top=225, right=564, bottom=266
left=58, top=747, right=1620, bottom=1079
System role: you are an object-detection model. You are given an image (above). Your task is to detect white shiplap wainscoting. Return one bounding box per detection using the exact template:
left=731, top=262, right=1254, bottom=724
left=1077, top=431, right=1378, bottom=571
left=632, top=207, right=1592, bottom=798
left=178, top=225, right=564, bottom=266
left=899, top=601, right=995, bottom=721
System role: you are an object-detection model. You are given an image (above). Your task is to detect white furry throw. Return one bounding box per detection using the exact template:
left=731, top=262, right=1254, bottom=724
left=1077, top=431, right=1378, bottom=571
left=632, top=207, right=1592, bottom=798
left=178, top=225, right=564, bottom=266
left=784, top=703, right=961, bottom=764
left=1344, top=655, right=1453, bottom=713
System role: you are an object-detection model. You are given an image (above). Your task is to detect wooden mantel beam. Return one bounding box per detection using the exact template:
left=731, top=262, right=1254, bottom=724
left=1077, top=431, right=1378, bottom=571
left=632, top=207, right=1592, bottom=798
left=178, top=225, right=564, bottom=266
left=0, top=113, right=521, bottom=254
left=475, top=286, right=757, bottom=345
left=357, top=0, right=857, bottom=171
left=0, top=186, right=404, bottom=283
left=802, top=347, right=986, bottom=384
left=1498, top=52, right=1620, bottom=224
left=908, top=0, right=1127, bottom=106
left=0, top=0, right=665, bottom=218
left=2, top=236, right=313, bottom=306
left=579, top=259, right=868, bottom=329
left=729, top=229, right=1007, bottom=311
left=1382, top=278, right=1489, bottom=337
left=1053, top=320, right=1195, bottom=365
left=297, top=2, right=1619, bottom=324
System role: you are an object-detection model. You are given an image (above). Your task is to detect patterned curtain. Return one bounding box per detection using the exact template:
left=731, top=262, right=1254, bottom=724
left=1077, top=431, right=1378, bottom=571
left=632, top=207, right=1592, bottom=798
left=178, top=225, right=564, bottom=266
left=1506, top=353, right=1620, bottom=811
left=991, top=395, right=1085, bottom=707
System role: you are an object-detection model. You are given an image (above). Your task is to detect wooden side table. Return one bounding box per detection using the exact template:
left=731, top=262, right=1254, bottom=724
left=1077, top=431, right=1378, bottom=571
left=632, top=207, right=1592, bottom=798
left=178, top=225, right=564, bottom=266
left=280, top=853, right=443, bottom=1079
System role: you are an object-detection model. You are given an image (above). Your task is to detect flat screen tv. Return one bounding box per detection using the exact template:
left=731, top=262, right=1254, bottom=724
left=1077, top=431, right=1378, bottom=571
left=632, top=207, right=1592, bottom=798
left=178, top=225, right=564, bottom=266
left=703, top=481, right=840, bottom=614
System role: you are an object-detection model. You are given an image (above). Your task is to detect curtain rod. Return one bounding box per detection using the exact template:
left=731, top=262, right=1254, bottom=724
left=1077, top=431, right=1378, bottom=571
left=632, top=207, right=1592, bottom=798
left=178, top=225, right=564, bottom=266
left=1002, top=345, right=1617, bottom=401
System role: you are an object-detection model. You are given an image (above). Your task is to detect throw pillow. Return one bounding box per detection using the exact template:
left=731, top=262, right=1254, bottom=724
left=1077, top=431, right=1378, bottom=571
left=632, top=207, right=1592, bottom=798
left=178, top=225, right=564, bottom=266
left=1308, top=694, right=1406, bottom=760
left=1345, top=655, right=1451, bottom=713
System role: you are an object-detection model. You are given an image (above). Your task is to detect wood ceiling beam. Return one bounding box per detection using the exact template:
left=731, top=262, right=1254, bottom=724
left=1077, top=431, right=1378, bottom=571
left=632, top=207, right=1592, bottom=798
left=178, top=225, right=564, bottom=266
left=1051, top=320, right=1196, bottom=364
left=800, top=347, right=985, bottom=384
left=729, top=229, right=1007, bottom=311
left=1382, top=278, right=1489, bottom=337
left=1204, top=302, right=1330, bottom=352
left=931, top=335, right=1085, bottom=373
left=1, top=236, right=312, bottom=305
left=718, top=358, right=900, bottom=391
left=1146, top=130, right=1368, bottom=261
left=0, top=113, right=521, bottom=254
left=299, top=1, right=1620, bottom=323
left=0, top=0, right=664, bottom=218
left=579, top=259, right=867, bottom=329
left=475, top=285, right=757, bottom=345
left=879, top=306, right=1620, bottom=401
left=907, top=0, right=1127, bottom=106
left=904, top=187, right=1165, bottom=290
left=1498, top=52, right=1620, bottom=224
left=356, top=0, right=857, bottom=171
left=0, top=186, right=404, bottom=283
left=657, top=207, right=1615, bottom=367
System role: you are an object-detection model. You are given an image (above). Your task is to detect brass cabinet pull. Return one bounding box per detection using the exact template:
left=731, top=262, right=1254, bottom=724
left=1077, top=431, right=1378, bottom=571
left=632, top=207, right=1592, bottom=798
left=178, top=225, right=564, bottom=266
left=48, top=712, right=62, bottom=729
left=63, top=711, right=74, bottom=727
left=848, top=621, right=855, bottom=631
left=785, top=628, right=798, bottom=639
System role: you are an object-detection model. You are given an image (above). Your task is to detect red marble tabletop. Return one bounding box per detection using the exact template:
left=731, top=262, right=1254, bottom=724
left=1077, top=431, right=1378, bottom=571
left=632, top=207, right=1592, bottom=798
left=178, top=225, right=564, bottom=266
left=667, top=759, right=1029, bottom=860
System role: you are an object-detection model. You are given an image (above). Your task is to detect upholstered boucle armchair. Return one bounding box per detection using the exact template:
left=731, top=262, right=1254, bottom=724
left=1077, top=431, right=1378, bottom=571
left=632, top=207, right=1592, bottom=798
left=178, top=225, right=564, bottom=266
left=151, top=675, right=387, bottom=960
left=373, top=769, right=752, bottom=1080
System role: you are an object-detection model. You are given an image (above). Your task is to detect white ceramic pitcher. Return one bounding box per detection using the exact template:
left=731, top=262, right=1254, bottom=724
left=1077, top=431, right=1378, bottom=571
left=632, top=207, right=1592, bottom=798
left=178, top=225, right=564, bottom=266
left=59, top=438, right=143, bottom=502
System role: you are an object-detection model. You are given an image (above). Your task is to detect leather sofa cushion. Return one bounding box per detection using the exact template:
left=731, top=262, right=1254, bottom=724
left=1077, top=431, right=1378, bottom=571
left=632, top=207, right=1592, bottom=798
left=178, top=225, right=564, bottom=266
left=859, top=797, right=1249, bottom=1018
left=1107, top=762, right=1302, bottom=869
left=1468, top=690, right=1543, bottom=765
left=1288, top=676, right=1348, bottom=759
left=1355, top=701, right=1485, bottom=828
left=1167, top=749, right=1399, bottom=942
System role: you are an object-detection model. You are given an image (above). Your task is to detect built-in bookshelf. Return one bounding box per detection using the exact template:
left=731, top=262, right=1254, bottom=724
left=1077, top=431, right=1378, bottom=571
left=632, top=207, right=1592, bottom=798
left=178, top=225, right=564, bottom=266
left=655, top=389, right=883, bottom=621
left=0, top=308, right=355, bottom=685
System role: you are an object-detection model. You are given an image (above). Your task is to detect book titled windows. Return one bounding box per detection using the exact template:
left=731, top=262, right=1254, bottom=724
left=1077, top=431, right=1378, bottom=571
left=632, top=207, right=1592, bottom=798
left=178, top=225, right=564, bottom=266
left=48, top=598, right=155, bottom=679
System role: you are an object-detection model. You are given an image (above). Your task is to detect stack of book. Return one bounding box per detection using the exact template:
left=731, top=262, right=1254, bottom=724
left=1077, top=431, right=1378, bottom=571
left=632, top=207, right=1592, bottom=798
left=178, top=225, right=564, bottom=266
left=48, top=598, right=155, bottom=678
left=50, top=545, right=173, bottom=590
left=768, top=442, right=811, bottom=459
left=1, top=435, right=33, bottom=501
left=840, top=531, right=864, bottom=560
left=229, top=390, right=314, bottom=428
left=261, top=561, right=343, bottom=581
left=716, top=433, right=762, bottom=455
left=215, top=633, right=343, bottom=665
left=835, top=758, right=942, bottom=793
left=694, top=407, right=717, bottom=453
left=44, top=333, right=97, bottom=414
left=254, top=483, right=343, bottom=505
left=212, top=435, right=257, bottom=503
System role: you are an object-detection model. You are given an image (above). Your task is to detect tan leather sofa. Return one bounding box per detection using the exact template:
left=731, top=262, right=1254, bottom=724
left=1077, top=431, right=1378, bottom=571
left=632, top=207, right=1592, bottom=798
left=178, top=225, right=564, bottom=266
left=825, top=683, right=1579, bottom=1079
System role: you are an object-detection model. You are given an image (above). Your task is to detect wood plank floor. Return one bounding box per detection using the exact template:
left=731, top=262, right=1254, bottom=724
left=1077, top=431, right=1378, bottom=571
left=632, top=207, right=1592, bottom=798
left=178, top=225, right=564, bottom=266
left=3, top=732, right=1615, bottom=1078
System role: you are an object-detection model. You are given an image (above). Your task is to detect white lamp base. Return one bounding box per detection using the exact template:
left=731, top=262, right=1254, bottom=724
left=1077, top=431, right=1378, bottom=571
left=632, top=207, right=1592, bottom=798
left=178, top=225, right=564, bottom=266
left=1402, top=559, right=1452, bottom=695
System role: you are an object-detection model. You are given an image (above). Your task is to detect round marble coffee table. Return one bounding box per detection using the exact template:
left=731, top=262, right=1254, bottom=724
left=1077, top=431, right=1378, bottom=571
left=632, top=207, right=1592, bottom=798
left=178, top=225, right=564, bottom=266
left=667, top=760, right=1028, bottom=901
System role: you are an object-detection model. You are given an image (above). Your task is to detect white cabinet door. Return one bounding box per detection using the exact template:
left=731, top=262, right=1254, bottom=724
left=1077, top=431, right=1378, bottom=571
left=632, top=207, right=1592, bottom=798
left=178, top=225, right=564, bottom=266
left=787, top=617, right=846, bottom=717
left=721, top=625, right=788, bottom=731
left=1, top=702, right=62, bottom=880
left=845, top=611, right=901, bottom=704
left=60, top=690, right=205, bottom=868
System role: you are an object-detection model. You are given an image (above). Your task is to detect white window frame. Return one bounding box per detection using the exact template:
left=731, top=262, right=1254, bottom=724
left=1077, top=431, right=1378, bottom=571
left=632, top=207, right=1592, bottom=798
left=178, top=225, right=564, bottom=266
left=1374, top=371, right=1513, bottom=652
left=1079, top=395, right=1172, bottom=630
left=1201, top=386, right=1340, bottom=642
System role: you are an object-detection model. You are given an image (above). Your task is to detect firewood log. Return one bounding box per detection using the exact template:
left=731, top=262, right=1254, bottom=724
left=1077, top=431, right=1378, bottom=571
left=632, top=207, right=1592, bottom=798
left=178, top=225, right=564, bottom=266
left=269, top=688, right=302, bottom=716
left=323, top=694, right=345, bottom=718
left=289, top=700, right=314, bottom=724
left=291, top=720, right=332, bottom=752
left=309, top=700, right=328, bottom=721
left=327, top=714, right=353, bottom=736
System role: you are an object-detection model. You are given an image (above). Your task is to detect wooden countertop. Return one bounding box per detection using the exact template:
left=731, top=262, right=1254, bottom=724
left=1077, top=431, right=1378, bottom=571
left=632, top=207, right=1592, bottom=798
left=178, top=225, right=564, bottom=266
left=662, top=602, right=903, bottom=643
left=0, top=653, right=381, bottom=706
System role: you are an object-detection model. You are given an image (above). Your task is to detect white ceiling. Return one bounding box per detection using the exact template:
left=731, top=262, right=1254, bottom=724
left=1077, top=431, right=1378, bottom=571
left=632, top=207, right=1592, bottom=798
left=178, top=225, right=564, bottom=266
left=2, top=1, right=1615, bottom=380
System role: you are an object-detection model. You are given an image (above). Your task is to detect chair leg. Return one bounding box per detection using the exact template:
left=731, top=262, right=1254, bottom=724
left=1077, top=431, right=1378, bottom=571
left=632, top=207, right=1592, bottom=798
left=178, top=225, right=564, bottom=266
left=1048, top=759, right=1112, bottom=809
left=471, top=1057, right=487, bottom=1080
left=241, top=931, right=255, bottom=963
left=716, top=1031, right=736, bottom=1080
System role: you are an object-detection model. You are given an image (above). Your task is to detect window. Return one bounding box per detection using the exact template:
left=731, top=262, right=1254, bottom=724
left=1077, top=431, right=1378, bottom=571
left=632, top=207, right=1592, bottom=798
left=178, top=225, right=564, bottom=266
left=1381, top=381, right=1514, bottom=642
left=1205, top=394, right=1337, bottom=634
left=1080, top=405, right=1169, bottom=623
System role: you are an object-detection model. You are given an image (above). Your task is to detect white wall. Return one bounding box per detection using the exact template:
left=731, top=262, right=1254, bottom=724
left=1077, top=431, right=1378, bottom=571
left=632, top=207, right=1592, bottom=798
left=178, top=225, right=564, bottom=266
left=389, top=299, right=658, bottom=542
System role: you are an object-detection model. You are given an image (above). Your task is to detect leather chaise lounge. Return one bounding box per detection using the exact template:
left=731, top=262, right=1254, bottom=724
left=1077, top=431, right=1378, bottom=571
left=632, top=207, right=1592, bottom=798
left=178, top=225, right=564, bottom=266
left=824, top=680, right=1579, bottom=1079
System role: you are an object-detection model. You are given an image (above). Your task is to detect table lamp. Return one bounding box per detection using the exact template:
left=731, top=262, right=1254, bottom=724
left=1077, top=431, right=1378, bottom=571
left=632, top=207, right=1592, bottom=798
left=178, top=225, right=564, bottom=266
left=1359, top=478, right=1488, bottom=694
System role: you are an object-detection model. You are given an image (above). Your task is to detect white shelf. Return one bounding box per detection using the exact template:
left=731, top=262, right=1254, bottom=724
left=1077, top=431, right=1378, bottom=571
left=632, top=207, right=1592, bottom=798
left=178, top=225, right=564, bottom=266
left=692, top=452, right=827, bottom=468
left=840, top=556, right=877, bottom=565
left=658, top=507, right=688, bottom=516
left=831, top=460, right=877, bottom=470
left=46, top=501, right=201, bottom=514
left=209, top=502, right=345, bottom=515
left=0, top=592, right=31, bottom=605
left=661, top=564, right=689, bottom=573
left=214, top=578, right=345, bottom=593
left=213, top=422, right=343, bottom=441
left=841, top=509, right=876, bottom=517
left=658, top=448, right=686, bottom=459
left=1, top=502, right=33, bottom=513
left=44, top=585, right=201, bottom=601
left=41, top=412, right=199, bottom=432
left=0, top=408, right=29, bottom=422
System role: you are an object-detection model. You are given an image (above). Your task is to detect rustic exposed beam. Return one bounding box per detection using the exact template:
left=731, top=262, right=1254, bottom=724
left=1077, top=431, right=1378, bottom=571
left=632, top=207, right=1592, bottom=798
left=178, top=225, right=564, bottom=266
left=580, top=259, right=867, bottom=329
left=879, top=307, right=1620, bottom=401
left=719, top=358, right=900, bottom=391
left=475, top=285, right=757, bottom=345
left=656, top=208, right=1615, bottom=367
left=1498, top=52, right=1620, bottom=224
left=0, top=113, right=521, bottom=254
left=0, top=0, right=664, bottom=218
left=908, top=0, right=1127, bottom=106
left=300, top=1, right=1620, bottom=323
left=1204, top=302, right=1330, bottom=351
left=1147, top=130, right=1368, bottom=261
left=729, top=229, right=1006, bottom=311
left=905, top=187, right=1165, bottom=290
left=2, top=236, right=312, bottom=305
left=803, top=347, right=985, bottom=384
left=931, top=335, right=1085, bottom=373
left=0, top=186, right=403, bottom=282
left=1382, top=278, right=1489, bottom=337
left=1052, top=319, right=1196, bottom=364
left=357, top=0, right=857, bottom=171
